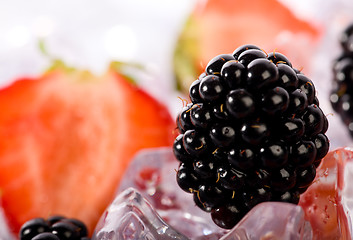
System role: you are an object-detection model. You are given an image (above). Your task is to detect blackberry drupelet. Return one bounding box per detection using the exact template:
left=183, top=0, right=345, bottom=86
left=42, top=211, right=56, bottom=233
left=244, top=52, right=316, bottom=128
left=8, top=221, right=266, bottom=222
left=174, top=44, right=329, bottom=229
left=330, top=23, right=353, bottom=137
left=19, top=215, right=90, bottom=240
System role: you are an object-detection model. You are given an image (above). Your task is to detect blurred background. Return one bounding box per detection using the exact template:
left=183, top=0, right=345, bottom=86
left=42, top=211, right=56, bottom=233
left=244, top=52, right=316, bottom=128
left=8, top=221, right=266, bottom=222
left=1, top=0, right=353, bottom=148
left=0, top=0, right=196, bottom=114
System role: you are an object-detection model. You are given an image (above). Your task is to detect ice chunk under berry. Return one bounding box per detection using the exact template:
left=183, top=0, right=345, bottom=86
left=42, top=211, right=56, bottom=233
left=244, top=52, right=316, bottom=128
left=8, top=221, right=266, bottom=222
left=92, top=188, right=188, bottom=240
left=92, top=187, right=313, bottom=240
left=299, top=147, right=353, bottom=238
left=115, top=148, right=314, bottom=239
left=96, top=147, right=353, bottom=239
left=117, top=147, right=226, bottom=239
left=219, top=202, right=312, bottom=240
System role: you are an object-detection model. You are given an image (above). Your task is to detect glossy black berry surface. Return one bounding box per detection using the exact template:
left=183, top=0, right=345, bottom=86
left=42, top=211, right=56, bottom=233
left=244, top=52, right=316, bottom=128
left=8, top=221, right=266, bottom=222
left=32, top=233, right=60, bottom=240
left=331, top=23, right=353, bottom=137
left=20, top=218, right=50, bottom=240
left=174, top=44, right=329, bottom=229
left=19, top=216, right=90, bottom=240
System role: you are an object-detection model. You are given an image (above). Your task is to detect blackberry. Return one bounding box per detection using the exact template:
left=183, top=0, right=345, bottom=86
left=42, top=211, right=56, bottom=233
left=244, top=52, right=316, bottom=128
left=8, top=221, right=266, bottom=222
left=174, top=44, right=329, bottom=229
left=331, top=23, right=353, bottom=137
left=211, top=204, right=247, bottom=229
left=19, top=215, right=90, bottom=240
left=20, top=218, right=50, bottom=240
left=32, top=233, right=60, bottom=240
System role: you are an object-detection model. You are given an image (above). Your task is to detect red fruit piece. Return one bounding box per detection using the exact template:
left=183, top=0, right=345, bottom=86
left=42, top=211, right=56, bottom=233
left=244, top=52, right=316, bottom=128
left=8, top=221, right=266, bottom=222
left=174, top=0, right=321, bottom=93
left=299, top=148, right=352, bottom=239
left=0, top=65, right=175, bottom=235
left=134, top=167, right=161, bottom=190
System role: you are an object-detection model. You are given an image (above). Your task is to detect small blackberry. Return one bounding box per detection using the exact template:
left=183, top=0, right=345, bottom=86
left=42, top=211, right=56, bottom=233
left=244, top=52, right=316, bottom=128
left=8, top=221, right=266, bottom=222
left=32, top=233, right=60, bottom=240
left=331, top=23, right=353, bottom=137
left=19, top=215, right=90, bottom=240
left=173, top=44, right=329, bottom=229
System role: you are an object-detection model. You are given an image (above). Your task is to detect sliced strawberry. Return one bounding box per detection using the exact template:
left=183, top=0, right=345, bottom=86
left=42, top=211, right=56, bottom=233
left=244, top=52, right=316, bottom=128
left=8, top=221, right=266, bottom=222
left=174, top=0, right=321, bottom=93
left=0, top=65, right=175, bottom=235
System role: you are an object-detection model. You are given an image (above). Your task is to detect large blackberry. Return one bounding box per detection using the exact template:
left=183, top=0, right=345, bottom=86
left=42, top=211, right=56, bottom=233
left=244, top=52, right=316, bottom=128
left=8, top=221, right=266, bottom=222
left=330, top=23, right=353, bottom=136
left=19, top=215, right=89, bottom=240
left=174, top=44, right=329, bottom=229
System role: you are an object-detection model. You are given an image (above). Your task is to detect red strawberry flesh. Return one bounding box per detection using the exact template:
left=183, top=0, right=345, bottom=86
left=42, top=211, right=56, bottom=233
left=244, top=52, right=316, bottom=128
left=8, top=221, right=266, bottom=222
left=0, top=67, right=175, bottom=235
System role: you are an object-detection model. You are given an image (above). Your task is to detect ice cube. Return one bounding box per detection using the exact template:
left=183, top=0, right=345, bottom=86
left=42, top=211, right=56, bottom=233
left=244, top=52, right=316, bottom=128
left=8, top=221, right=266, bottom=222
left=94, top=147, right=353, bottom=239
left=117, top=147, right=226, bottom=239
left=299, top=148, right=353, bottom=239
left=114, top=148, right=315, bottom=240
left=92, top=188, right=313, bottom=240
left=219, top=202, right=312, bottom=240
left=92, top=187, right=189, bottom=240
left=340, top=148, right=353, bottom=237
left=0, top=207, right=16, bottom=240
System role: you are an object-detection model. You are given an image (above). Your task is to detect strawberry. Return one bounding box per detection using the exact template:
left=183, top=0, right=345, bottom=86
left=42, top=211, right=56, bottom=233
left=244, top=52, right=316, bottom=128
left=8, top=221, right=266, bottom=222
left=173, top=0, right=321, bottom=93
left=0, top=63, right=175, bottom=236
